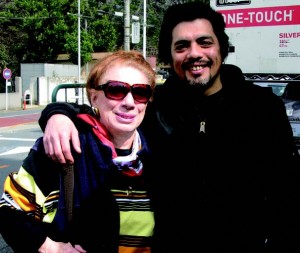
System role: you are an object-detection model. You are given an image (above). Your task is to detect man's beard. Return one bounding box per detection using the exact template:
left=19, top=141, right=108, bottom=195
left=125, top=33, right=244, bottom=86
left=186, top=74, right=214, bottom=90
left=183, top=72, right=221, bottom=95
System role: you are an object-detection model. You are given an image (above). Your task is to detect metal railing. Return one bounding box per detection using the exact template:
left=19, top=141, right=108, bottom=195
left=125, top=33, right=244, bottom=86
left=51, top=83, right=86, bottom=103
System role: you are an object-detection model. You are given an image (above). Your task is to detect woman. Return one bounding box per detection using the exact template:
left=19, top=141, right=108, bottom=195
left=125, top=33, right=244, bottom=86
left=0, top=50, right=156, bottom=253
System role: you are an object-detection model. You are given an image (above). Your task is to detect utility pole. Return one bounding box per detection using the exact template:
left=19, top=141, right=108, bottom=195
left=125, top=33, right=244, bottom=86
left=78, top=0, right=81, bottom=82
left=124, top=0, right=130, bottom=51
left=143, top=0, right=147, bottom=58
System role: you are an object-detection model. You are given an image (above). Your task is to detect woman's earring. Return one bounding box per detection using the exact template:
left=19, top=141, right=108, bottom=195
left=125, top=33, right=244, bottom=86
left=92, top=107, right=100, bottom=117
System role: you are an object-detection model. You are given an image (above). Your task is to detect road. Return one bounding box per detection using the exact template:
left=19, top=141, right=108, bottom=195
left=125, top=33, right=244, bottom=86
left=0, top=106, right=45, bottom=252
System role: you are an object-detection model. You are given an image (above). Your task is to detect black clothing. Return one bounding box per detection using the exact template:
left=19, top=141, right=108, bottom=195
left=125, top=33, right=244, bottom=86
left=38, top=64, right=300, bottom=252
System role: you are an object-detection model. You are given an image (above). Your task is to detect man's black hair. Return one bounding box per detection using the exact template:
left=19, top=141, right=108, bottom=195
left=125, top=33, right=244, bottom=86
left=158, top=2, right=229, bottom=65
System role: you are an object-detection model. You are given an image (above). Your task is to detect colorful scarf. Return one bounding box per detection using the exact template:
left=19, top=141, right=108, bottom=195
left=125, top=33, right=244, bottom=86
left=77, top=114, right=143, bottom=176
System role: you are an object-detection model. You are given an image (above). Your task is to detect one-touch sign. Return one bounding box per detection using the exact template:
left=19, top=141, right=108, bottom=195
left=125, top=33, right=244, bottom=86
left=3, top=68, right=12, bottom=80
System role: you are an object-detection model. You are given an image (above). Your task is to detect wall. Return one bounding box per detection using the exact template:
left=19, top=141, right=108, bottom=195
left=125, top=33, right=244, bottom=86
left=38, top=76, right=80, bottom=105
left=21, top=63, right=78, bottom=93
left=0, top=76, right=81, bottom=111
left=0, top=77, right=24, bottom=111
left=0, top=63, right=81, bottom=111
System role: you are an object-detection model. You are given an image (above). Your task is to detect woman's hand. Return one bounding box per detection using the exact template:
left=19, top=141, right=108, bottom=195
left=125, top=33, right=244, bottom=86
left=38, top=237, right=87, bottom=253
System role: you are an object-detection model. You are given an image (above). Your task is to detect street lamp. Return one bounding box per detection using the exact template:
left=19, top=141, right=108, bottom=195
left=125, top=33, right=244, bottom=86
left=114, top=11, right=139, bottom=21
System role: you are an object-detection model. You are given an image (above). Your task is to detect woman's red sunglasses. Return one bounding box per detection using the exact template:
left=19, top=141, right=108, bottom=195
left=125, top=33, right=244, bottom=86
left=95, top=80, right=153, bottom=103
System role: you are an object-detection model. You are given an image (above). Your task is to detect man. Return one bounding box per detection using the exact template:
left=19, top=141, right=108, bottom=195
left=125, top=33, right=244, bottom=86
left=39, top=2, right=300, bottom=252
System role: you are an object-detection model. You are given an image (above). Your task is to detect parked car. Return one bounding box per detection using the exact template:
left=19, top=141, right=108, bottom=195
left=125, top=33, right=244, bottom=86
left=281, top=83, right=300, bottom=151
left=253, top=81, right=300, bottom=152
left=253, top=82, right=287, bottom=96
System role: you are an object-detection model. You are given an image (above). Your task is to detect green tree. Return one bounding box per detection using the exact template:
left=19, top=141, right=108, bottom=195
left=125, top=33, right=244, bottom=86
left=0, top=0, right=77, bottom=74
left=0, top=0, right=120, bottom=71
left=0, top=0, right=210, bottom=80
left=0, top=0, right=24, bottom=78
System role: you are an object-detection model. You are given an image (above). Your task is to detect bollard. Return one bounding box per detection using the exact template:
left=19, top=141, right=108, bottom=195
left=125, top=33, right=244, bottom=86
left=23, top=96, right=26, bottom=110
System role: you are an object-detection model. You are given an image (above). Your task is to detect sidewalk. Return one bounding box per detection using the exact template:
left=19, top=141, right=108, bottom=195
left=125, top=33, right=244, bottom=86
left=0, top=104, right=44, bottom=114
left=0, top=236, right=13, bottom=253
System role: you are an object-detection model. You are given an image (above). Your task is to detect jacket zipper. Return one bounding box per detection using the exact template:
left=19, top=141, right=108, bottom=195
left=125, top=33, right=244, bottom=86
left=199, top=121, right=206, bottom=133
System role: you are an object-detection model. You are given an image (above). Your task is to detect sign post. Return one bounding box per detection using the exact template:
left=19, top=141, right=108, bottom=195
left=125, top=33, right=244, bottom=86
left=132, top=22, right=140, bottom=44
left=3, top=68, right=12, bottom=111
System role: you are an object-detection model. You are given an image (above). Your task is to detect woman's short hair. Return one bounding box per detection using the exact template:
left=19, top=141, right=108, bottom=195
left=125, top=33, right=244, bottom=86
left=86, top=50, right=156, bottom=103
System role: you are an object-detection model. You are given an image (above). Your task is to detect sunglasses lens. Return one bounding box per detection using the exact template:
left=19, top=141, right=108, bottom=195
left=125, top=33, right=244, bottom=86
left=101, top=81, right=152, bottom=103
left=132, top=84, right=152, bottom=103
left=105, top=82, right=129, bottom=100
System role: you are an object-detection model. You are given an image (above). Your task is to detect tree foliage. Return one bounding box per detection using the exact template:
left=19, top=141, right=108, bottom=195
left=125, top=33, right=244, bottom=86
left=0, top=0, right=209, bottom=80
